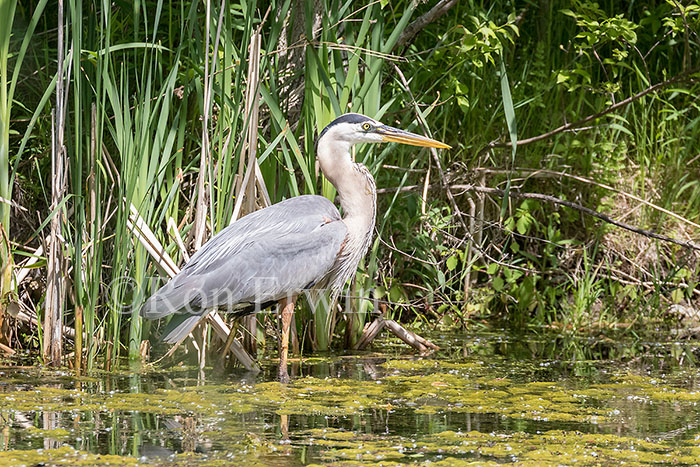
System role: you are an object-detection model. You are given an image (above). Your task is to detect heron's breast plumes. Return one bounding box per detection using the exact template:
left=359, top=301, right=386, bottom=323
left=323, top=164, right=377, bottom=295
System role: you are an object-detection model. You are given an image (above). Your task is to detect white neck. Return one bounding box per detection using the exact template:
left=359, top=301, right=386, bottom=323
left=317, top=135, right=375, bottom=233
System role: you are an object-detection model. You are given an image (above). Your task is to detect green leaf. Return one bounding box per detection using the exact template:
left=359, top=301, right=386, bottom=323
left=437, top=270, right=446, bottom=288
left=499, top=58, right=517, bottom=221
left=457, top=95, right=470, bottom=113
left=671, top=288, right=684, bottom=304
left=516, top=214, right=530, bottom=235
left=446, top=254, right=459, bottom=271
left=493, top=276, right=504, bottom=292
left=607, top=122, right=633, bottom=136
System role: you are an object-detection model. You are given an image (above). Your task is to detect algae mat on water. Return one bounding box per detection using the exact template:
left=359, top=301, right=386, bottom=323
left=1, top=337, right=700, bottom=465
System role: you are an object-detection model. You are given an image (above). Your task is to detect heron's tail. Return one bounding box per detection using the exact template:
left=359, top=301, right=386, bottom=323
left=160, top=313, right=210, bottom=344
left=141, top=297, right=167, bottom=320
left=140, top=283, right=184, bottom=320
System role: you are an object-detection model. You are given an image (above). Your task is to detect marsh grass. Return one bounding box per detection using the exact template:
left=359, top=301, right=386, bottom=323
left=4, top=0, right=432, bottom=367
left=3, top=0, right=699, bottom=368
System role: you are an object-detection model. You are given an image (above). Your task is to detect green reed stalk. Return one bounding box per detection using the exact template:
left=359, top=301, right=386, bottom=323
left=0, top=0, right=17, bottom=346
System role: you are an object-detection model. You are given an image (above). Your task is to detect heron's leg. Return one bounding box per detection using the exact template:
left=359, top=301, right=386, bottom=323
left=278, top=296, right=296, bottom=383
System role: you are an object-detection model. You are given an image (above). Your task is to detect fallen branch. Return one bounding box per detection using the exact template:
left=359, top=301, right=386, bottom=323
left=384, top=319, right=439, bottom=355
left=0, top=342, right=15, bottom=355
left=15, top=309, right=75, bottom=339
left=600, top=264, right=700, bottom=297
left=128, top=204, right=179, bottom=278
left=209, top=313, right=259, bottom=372
left=354, top=311, right=440, bottom=354
left=0, top=196, right=27, bottom=212
left=355, top=318, right=385, bottom=351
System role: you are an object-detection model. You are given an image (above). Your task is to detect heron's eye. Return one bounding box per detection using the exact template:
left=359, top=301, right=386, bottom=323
left=362, top=122, right=371, bottom=131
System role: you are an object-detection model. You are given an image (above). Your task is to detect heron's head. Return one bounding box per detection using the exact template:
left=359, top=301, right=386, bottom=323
left=317, top=113, right=451, bottom=150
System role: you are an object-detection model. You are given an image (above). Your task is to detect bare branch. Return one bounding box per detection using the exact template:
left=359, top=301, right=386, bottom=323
left=478, top=68, right=700, bottom=155
left=394, top=0, right=458, bottom=51
left=377, top=184, right=700, bottom=251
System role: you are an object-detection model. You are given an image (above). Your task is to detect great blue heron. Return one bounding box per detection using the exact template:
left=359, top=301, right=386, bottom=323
left=142, top=113, right=450, bottom=382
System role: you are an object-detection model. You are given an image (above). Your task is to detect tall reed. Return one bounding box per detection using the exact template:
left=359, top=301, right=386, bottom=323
left=3, top=0, right=445, bottom=365
left=9, top=0, right=696, bottom=366
left=0, top=0, right=17, bottom=346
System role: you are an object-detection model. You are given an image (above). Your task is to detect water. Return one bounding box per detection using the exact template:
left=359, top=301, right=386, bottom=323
left=2, top=332, right=700, bottom=465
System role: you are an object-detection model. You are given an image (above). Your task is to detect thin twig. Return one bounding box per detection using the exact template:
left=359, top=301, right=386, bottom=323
left=377, top=183, right=700, bottom=251
left=473, top=167, right=700, bottom=231
left=378, top=235, right=439, bottom=266
left=392, top=65, right=468, bottom=231
left=0, top=196, right=27, bottom=212
left=478, top=68, right=700, bottom=155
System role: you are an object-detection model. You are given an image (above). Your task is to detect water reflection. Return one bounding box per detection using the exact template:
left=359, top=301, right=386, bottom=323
left=1, top=332, right=700, bottom=464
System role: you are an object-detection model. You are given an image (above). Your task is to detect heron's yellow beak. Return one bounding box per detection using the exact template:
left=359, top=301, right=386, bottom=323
left=377, top=125, right=451, bottom=149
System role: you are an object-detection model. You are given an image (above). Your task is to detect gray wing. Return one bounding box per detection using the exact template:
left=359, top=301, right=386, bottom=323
left=141, top=195, right=346, bottom=321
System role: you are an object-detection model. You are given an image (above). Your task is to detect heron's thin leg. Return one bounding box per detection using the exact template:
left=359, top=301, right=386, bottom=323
left=278, top=296, right=296, bottom=383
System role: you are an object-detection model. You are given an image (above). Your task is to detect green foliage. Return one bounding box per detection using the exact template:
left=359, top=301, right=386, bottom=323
left=558, top=2, right=639, bottom=91
left=455, top=12, right=520, bottom=68
left=662, top=0, right=700, bottom=36
left=3, top=0, right=700, bottom=366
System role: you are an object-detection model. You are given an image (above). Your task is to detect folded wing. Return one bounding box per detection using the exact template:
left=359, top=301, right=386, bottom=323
left=141, top=195, right=347, bottom=321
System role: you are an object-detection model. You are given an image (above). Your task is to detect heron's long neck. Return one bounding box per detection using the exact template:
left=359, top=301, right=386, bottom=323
left=317, top=138, right=376, bottom=235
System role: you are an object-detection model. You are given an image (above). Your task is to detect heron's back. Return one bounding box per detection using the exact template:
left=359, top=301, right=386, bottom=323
left=141, top=195, right=347, bottom=319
